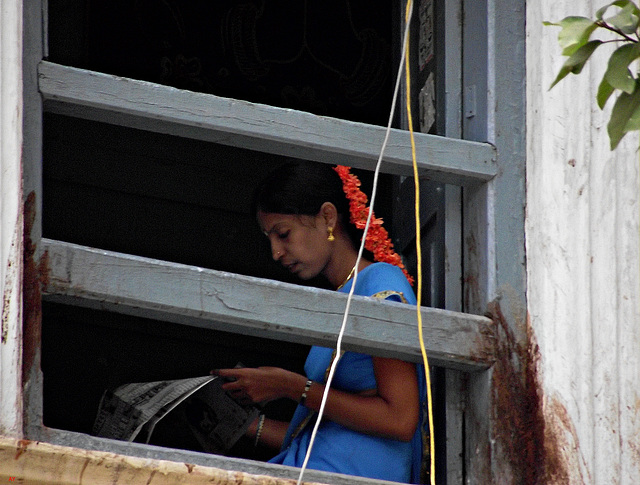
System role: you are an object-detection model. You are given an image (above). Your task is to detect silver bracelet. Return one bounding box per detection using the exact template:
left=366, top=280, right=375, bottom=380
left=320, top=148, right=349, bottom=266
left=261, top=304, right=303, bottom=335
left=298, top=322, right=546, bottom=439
left=254, top=414, right=265, bottom=447
left=299, top=379, right=313, bottom=407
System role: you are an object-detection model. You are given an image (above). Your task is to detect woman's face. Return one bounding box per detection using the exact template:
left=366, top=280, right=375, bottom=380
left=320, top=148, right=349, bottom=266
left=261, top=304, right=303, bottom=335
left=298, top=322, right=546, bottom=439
left=258, top=210, right=332, bottom=280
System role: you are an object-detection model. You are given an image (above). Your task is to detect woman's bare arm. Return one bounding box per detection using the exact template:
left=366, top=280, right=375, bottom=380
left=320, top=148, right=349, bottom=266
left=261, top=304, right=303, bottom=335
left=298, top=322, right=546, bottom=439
left=215, top=357, right=419, bottom=442
left=245, top=415, right=289, bottom=450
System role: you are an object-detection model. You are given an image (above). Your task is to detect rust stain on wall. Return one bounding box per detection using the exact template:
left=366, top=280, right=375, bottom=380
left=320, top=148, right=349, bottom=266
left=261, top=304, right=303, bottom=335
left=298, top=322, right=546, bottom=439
left=145, top=470, right=157, bottom=485
left=22, top=191, right=48, bottom=382
left=487, top=300, right=581, bottom=484
left=631, top=396, right=640, bottom=467
left=79, top=457, right=91, bottom=482
left=14, top=439, right=31, bottom=459
left=543, top=396, right=586, bottom=483
left=628, top=398, right=640, bottom=475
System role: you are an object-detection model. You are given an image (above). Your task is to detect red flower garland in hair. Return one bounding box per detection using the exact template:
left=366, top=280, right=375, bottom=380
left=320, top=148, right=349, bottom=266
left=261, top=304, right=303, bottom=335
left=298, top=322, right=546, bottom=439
left=334, top=165, right=414, bottom=286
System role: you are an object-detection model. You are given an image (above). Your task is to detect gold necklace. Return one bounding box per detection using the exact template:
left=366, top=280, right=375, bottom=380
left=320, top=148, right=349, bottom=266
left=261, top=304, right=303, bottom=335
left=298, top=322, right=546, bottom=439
left=336, top=265, right=357, bottom=290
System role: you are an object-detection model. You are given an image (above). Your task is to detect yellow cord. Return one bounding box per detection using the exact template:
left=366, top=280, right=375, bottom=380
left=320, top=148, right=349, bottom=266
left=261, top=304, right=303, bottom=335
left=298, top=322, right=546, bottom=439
left=297, top=4, right=435, bottom=483
left=404, top=1, right=436, bottom=484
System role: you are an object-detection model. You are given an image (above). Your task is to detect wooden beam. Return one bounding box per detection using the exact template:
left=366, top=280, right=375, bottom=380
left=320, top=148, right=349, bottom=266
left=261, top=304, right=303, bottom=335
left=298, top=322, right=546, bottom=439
left=41, top=239, right=495, bottom=371
left=37, top=61, right=497, bottom=186
left=28, top=430, right=406, bottom=485
left=1, top=436, right=341, bottom=485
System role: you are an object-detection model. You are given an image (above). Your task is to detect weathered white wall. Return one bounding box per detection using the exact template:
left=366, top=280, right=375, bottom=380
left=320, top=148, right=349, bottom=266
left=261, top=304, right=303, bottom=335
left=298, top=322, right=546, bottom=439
left=0, top=0, right=24, bottom=437
left=528, top=1, right=640, bottom=483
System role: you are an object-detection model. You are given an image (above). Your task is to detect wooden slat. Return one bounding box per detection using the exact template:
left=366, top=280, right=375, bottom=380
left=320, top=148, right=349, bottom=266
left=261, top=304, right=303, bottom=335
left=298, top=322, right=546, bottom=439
left=37, top=61, right=497, bottom=186
left=41, top=239, right=495, bottom=371
left=26, top=430, right=403, bottom=485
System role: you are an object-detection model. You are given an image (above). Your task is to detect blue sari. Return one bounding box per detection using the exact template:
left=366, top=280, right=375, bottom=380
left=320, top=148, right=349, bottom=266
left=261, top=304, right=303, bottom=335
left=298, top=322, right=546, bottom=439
left=269, top=263, right=427, bottom=483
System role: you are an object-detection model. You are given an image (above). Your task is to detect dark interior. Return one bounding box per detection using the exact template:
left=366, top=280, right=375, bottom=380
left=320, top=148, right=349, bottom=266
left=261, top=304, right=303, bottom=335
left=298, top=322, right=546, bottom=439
left=47, top=0, right=396, bottom=126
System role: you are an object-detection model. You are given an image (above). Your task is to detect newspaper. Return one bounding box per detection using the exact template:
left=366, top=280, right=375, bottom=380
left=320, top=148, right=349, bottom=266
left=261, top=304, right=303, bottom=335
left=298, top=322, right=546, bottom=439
left=92, top=374, right=260, bottom=454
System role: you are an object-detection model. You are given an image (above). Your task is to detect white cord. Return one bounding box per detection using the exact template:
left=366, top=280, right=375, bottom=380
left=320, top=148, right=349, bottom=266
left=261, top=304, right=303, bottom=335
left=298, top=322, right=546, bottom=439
left=295, top=4, right=414, bottom=483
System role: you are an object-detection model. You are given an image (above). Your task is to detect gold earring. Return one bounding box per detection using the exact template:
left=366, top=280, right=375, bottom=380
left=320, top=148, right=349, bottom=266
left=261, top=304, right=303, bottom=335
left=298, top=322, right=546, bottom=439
left=327, top=227, right=335, bottom=242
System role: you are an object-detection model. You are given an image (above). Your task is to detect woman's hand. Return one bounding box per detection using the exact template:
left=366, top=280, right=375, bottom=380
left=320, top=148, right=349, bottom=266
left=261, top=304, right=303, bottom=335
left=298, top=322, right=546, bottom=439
left=212, top=366, right=307, bottom=405
left=214, top=357, right=419, bottom=443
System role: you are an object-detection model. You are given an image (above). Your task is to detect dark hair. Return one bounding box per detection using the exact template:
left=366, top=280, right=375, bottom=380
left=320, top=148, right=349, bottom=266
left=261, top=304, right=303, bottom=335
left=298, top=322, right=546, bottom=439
left=252, top=161, right=362, bottom=246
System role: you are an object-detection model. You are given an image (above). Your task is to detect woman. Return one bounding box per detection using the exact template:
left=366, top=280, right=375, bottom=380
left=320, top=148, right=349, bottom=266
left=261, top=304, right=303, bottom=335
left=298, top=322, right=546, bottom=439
left=215, top=162, right=427, bottom=483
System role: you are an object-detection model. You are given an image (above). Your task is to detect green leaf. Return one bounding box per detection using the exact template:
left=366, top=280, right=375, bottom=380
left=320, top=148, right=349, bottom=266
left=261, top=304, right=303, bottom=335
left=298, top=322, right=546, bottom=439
left=607, top=81, right=640, bottom=149
left=607, top=2, right=640, bottom=34
left=596, top=1, right=615, bottom=19
left=603, top=43, right=640, bottom=93
left=596, top=0, right=640, bottom=21
left=549, top=40, right=603, bottom=89
left=624, top=101, right=640, bottom=130
left=551, top=17, right=598, bottom=56
left=597, top=77, right=615, bottom=108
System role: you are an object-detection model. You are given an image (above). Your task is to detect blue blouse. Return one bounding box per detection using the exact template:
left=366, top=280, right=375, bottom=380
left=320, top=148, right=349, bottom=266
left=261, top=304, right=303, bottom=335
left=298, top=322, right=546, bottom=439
left=269, top=263, right=425, bottom=483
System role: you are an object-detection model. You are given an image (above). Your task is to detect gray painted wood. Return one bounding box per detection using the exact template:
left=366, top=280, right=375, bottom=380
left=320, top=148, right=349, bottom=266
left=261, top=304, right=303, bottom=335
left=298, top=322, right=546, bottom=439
left=37, top=61, right=497, bottom=187
left=445, top=370, right=466, bottom=485
left=461, top=0, right=527, bottom=482
left=461, top=1, right=495, bottom=482
left=462, top=0, right=496, bottom=476
left=42, top=239, right=495, bottom=371
left=443, top=2, right=466, bottom=482
left=22, top=0, right=46, bottom=440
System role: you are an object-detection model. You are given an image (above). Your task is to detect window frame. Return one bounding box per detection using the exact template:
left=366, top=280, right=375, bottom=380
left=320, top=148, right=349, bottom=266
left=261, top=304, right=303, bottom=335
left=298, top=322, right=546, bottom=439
left=20, top=0, right=527, bottom=483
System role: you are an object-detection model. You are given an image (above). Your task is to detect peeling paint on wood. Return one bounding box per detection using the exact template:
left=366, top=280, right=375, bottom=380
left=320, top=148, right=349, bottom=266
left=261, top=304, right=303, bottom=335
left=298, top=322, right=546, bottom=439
left=0, top=436, right=329, bottom=485
left=1, top=222, right=21, bottom=345
left=22, top=192, right=45, bottom=383
left=463, top=232, right=481, bottom=313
